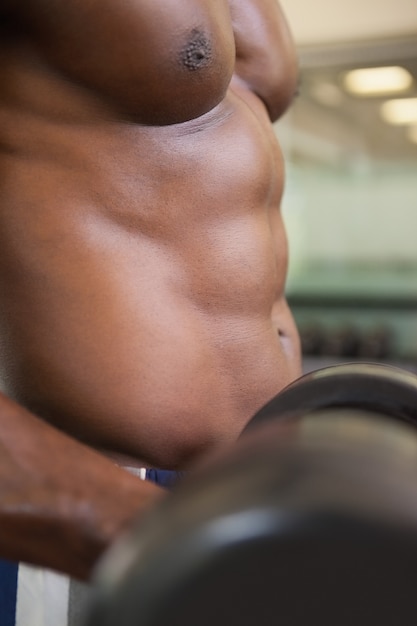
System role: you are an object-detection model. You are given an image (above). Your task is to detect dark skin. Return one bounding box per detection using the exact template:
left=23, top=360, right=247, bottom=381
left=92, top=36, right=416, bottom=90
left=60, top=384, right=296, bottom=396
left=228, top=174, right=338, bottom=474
left=0, top=0, right=301, bottom=580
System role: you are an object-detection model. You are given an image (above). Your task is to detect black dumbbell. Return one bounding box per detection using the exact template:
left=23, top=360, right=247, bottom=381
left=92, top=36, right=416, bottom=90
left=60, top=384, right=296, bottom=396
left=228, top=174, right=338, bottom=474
left=84, top=363, right=417, bottom=626
left=244, top=361, right=417, bottom=433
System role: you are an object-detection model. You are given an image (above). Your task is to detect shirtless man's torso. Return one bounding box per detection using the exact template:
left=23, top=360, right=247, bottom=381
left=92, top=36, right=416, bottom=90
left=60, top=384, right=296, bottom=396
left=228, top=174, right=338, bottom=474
left=0, top=0, right=301, bottom=469
left=0, top=0, right=301, bottom=577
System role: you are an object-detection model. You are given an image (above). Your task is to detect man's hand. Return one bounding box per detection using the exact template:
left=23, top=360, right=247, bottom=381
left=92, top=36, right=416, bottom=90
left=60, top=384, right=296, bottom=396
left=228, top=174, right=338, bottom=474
left=0, top=391, right=164, bottom=580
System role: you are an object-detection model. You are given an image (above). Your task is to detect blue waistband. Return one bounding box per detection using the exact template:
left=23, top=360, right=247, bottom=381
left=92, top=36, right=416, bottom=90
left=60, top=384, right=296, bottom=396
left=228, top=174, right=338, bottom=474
left=145, top=468, right=185, bottom=489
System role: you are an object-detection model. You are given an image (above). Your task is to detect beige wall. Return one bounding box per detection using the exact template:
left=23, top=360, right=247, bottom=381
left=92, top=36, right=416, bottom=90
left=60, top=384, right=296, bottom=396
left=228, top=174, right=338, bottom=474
left=280, top=0, right=417, bottom=46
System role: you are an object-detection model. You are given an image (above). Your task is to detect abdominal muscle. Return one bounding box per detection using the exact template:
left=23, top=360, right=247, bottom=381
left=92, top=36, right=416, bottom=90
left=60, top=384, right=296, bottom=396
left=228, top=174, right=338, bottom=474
left=0, top=83, right=301, bottom=469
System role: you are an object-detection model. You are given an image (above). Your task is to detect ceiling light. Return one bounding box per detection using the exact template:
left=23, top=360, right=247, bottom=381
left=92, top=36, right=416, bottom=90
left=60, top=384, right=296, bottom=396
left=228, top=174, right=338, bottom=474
left=343, top=66, right=413, bottom=96
left=407, top=125, right=417, bottom=144
left=381, top=98, right=417, bottom=124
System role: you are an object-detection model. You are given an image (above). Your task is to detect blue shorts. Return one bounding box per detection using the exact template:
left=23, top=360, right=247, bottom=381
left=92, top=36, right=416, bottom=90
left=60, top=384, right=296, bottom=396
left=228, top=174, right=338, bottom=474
left=0, top=469, right=183, bottom=626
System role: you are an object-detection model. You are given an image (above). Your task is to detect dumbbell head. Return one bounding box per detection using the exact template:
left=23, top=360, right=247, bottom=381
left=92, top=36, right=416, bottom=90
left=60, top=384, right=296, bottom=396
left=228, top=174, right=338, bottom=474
left=85, top=408, right=417, bottom=626
left=244, top=362, right=417, bottom=434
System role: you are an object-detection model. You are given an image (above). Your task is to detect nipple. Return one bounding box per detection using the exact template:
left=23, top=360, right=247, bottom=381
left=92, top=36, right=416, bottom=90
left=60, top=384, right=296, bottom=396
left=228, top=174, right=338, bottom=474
left=181, top=29, right=212, bottom=71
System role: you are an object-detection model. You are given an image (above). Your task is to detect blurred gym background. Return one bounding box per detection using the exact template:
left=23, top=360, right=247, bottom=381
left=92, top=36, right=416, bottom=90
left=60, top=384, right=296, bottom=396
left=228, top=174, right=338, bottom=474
left=277, top=0, right=417, bottom=371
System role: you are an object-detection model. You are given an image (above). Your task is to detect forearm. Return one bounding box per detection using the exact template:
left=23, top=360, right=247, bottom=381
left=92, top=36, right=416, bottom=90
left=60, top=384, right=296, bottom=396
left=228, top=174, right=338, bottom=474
left=0, top=392, right=164, bottom=580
